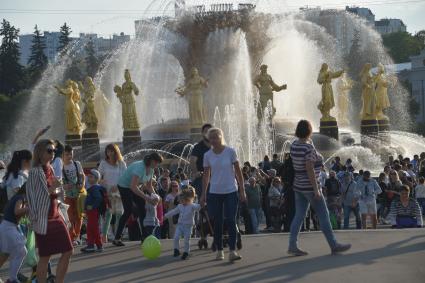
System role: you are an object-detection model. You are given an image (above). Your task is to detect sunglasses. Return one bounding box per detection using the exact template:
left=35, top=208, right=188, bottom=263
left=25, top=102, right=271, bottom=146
left=46, top=148, right=56, bottom=154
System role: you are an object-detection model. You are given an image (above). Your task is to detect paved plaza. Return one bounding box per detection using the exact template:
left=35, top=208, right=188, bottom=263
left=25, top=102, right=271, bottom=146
left=53, top=229, right=424, bottom=282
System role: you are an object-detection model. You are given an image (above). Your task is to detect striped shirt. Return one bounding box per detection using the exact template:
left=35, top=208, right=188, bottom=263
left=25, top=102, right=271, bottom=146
left=290, top=140, right=323, bottom=192
left=387, top=198, right=423, bottom=226
left=27, top=166, right=51, bottom=235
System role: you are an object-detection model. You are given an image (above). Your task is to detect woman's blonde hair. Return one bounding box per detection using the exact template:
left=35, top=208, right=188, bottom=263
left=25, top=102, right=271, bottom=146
left=207, top=127, right=225, bottom=145
left=105, top=143, right=124, bottom=164
left=33, top=139, right=55, bottom=167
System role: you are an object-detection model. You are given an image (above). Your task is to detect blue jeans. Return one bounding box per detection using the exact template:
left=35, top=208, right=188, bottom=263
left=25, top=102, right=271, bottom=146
left=209, top=192, right=239, bottom=251
left=343, top=204, right=361, bottom=229
left=249, top=208, right=262, bottom=234
left=289, top=191, right=337, bottom=250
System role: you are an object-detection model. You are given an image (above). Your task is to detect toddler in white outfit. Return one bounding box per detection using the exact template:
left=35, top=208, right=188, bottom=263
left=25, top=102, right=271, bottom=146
left=164, top=186, right=200, bottom=260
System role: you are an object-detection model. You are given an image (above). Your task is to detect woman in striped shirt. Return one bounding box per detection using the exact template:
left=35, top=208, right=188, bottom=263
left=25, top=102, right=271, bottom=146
left=27, top=139, right=73, bottom=283
left=288, top=120, right=351, bottom=256
left=387, top=185, right=423, bottom=228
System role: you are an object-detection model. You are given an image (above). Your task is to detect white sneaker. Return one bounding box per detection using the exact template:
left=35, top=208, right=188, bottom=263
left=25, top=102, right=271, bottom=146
left=229, top=251, right=242, bottom=262
left=216, top=250, right=224, bottom=260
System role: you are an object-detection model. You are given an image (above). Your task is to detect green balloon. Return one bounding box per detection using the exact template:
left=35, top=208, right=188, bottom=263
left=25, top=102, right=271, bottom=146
left=141, top=235, right=161, bottom=260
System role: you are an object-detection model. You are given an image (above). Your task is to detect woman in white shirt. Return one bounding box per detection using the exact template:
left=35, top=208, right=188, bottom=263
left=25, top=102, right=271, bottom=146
left=201, top=128, right=246, bottom=262
left=4, top=150, right=32, bottom=200
left=98, top=144, right=127, bottom=243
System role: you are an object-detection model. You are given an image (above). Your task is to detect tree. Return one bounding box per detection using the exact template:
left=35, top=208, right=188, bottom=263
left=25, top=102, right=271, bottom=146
left=382, top=31, right=425, bottom=63
left=28, top=25, right=48, bottom=85
left=0, top=19, right=24, bottom=96
left=345, top=28, right=363, bottom=80
left=415, top=30, right=425, bottom=45
left=58, top=22, right=72, bottom=53
left=85, top=37, right=98, bottom=77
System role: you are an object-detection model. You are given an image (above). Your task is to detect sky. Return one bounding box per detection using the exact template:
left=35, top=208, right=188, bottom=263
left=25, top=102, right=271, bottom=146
left=0, top=0, right=424, bottom=37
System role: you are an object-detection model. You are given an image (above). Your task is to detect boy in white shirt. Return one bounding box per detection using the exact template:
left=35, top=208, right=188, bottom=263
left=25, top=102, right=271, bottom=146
left=164, top=186, right=201, bottom=260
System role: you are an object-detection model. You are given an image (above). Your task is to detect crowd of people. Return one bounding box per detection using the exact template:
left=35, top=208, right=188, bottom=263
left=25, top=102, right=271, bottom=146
left=0, top=120, right=424, bottom=282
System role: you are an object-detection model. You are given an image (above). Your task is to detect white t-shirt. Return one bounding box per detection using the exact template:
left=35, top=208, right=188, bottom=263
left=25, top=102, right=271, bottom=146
left=51, top=157, right=63, bottom=180
left=5, top=170, right=28, bottom=200
left=203, top=146, right=238, bottom=194
left=415, top=184, right=425, bottom=199
left=98, top=160, right=127, bottom=192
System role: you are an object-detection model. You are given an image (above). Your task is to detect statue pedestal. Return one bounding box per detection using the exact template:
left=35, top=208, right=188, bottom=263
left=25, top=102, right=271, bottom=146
left=65, top=134, right=82, bottom=147
left=378, top=119, right=391, bottom=145
left=82, top=131, right=100, bottom=163
left=189, top=126, right=202, bottom=143
left=123, top=130, right=142, bottom=154
left=360, top=119, right=379, bottom=147
left=319, top=120, right=339, bottom=140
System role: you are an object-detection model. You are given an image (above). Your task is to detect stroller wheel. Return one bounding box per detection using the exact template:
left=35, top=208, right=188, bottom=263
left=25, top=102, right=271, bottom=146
left=211, top=241, right=217, bottom=252
left=237, top=233, right=242, bottom=250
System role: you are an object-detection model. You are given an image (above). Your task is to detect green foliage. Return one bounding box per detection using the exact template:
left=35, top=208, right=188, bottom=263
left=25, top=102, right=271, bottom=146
left=0, top=90, right=29, bottom=142
left=85, top=37, right=99, bottom=77
left=346, top=29, right=363, bottom=80
left=28, top=25, right=48, bottom=86
left=58, top=22, right=72, bottom=53
left=0, top=19, right=24, bottom=96
left=382, top=31, right=425, bottom=63
left=64, top=58, right=85, bottom=82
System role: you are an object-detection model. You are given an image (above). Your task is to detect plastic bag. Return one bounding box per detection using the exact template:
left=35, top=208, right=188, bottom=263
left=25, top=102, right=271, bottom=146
left=24, top=229, right=38, bottom=267
left=58, top=201, right=71, bottom=229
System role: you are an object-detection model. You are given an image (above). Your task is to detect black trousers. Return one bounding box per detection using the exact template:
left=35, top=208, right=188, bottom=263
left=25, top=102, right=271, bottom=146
left=114, top=186, right=145, bottom=240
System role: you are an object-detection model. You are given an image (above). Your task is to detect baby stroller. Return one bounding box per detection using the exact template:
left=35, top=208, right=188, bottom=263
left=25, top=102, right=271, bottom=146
left=196, top=207, right=243, bottom=251
left=197, top=207, right=213, bottom=249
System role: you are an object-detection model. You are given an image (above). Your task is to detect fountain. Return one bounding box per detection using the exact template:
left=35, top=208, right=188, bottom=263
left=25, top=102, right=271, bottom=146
left=3, top=1, right=421, bottom=173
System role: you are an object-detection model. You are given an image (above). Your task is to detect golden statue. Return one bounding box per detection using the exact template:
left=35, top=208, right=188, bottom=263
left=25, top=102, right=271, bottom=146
left=93, top=88, right=110, bottom=136
left=336, top=72, right=353, bottom=126
left=175, top=67, right=208, bottom=125
left=374, top=63, right=391, bottom=121
left=317, top=63, right=344, bottom=122
left=254, top=64, right=287, bottom=120
left=78, top=77, right=98, bottom=133
left=360, top=63, right=377, bottom=120
left=55, top=80, right=83, bottom=135
left=114, top=69, right=140, bottom=131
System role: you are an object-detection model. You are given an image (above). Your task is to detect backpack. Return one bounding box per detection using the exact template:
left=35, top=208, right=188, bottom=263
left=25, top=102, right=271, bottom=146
left=98, top=186, right=110, bottom=216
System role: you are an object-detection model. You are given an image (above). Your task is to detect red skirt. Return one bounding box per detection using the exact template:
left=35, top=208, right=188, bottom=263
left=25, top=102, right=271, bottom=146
left=35, top=196, right=73, bottom=257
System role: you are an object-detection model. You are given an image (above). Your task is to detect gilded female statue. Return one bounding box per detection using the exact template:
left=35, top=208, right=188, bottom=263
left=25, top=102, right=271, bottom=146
left=374, top=63, right=391, bottom=121
left=359, top=63, right=377, bottom=120
left=317, top=63, right=344, bottom=121
left=55, top=80, right=82, bottom=134
left=175, top=67, right=208, bottom=125
left=114, top=69, right=140, bottom=131
left=336, top=73, right=353, bottom=126
left=253, top=64, right=287, bottom=120
left=78, top=76, right=98, bottom=132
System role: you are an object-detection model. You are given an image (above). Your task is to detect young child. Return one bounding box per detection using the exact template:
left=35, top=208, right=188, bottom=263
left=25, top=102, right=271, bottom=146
left=0, top=185, right=28, bottom=283
left=81, top=169, right=104, bottom=253
left=140, top=183, right=161, bottom=241
left=164, top=186, right=201, bottom=260
left=62, top=144, right=86, bottom=246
